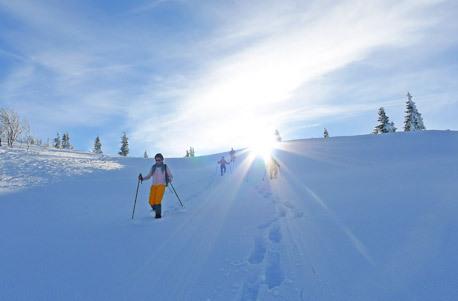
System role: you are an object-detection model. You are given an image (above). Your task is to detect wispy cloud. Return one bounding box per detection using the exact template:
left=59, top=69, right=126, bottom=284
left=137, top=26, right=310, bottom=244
left=1, top=0, right=456, bottom=156
left=128, top=0, right=174, bottom=15
left=131, top=0, right=451, bottom=154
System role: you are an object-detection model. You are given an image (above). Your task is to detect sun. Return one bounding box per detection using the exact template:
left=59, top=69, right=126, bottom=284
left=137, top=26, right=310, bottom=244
left=248, top=131, right=276, bottom=161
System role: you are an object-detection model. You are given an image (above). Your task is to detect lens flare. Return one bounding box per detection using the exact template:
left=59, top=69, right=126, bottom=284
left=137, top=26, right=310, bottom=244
left=248, top=132, right=276, bottom=162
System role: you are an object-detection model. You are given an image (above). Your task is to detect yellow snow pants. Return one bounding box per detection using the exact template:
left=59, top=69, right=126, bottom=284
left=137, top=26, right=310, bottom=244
left=149, top=184, right=166, bottom=207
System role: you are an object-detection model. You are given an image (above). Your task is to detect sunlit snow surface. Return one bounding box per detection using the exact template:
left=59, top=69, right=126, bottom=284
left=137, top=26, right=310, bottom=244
left=0, top=146, right=122, bottom=194
left=1, top=131, right=458, bottom=301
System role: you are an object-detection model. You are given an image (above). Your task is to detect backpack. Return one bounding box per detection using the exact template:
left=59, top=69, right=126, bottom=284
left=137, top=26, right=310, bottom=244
left=151, top=163, right=170, bottom=186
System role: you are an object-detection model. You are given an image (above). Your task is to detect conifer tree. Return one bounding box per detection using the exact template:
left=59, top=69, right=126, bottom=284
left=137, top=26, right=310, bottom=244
left=62, top=133, right=67, bottom=149
left=144, top=150, right=148, bottom=159
left=324, top=128, right=329, bottom=138
left=404, top=92, right=425, bottom=131
left=67, top=133, right=71, bottom=149
left=373, top=107, right=396, bottom=134
left=54, top=132, right=61, bottom=149
left=189, top=147, right=195, bottom=157
left=62, top=132, right=71, bottom=149
left=185, top=150, right=190, bottom=157
left=118, top=132, right=129, bottom=156
left=93, top=136, right=102, bottom=154
left=274, top=129, right=282, bottom=142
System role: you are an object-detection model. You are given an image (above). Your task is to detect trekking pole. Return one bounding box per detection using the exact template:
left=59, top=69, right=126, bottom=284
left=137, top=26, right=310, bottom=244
left=170, top=183, right=184, bottom=207
left=131, top=177, right=141, bottom=220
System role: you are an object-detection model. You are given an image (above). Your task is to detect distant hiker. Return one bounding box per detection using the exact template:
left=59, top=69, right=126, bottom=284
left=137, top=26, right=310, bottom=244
left=229, top=148, right=236, bottom=163
left=138, top=153, right=173, bottom=219
left=218, top=156, right=230, bottom=176
left=267, top=156, right=280, bottom=179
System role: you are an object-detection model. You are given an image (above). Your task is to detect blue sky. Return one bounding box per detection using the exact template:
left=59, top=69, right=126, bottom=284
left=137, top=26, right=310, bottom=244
left=0, top=0, right=457, bottom=157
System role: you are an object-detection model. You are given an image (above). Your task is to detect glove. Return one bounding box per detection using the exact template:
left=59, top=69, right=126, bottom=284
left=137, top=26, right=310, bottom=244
left=138, top=174, right=143, bottom=182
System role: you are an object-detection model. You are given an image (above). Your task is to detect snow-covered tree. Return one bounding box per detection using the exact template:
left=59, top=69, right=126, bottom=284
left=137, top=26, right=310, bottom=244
left=373, top=107, right=396, bottom=134
left=185, top=147, right=195, bottom=157
left=54, top=132, right=61, bottom=149
left=20, top=119, right=34, bottom=150
left=274, top=129, right=282, bottom=142
left=62, top=133, right=67, bottom=148
left=404, top=92, right=425, bottom=132
left=324, top=128, right=329, bottom=138
left=0, top=108, right=23, bottom=147
left=144, top=150, right=148, bottom=159
left=62, top=132, right=71, bottom=149
left=93, top=136, right=102, bottom=154
left=118, top=132, right=129, bottom=156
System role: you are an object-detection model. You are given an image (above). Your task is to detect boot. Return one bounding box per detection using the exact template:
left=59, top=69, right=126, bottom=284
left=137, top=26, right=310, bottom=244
left=155, top=204, right=162, bottom=219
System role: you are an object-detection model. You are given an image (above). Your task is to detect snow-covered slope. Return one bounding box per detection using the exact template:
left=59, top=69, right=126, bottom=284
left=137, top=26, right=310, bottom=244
left=1, top=130, right=457, bottom=301
left=0, top=146, right=121, bottom=194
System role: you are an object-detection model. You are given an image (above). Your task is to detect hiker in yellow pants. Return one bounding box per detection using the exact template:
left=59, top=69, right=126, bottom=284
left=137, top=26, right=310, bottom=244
left=149, top=185, right=166, bottom=208
left=139, top=153, right=173, bottom=219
